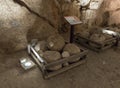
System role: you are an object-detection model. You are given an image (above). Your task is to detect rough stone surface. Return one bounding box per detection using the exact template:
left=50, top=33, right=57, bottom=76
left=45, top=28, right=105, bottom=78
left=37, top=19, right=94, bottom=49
left=95, top=0, right=120, bottom=26
left=47, top=34, right=65, bottom=51
left=0, top=0, right=36, bottom=53
left=90, top=34, right=106, bottom=43
left=27, top=17, right=57, bottom=41
left=63, top=43, right=81, bottom=63
left=43, top=51, right=62, bottom=71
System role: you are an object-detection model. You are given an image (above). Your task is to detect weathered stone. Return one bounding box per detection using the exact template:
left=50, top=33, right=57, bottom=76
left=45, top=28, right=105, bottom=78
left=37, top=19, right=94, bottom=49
left=63, top=43, right=81, bottom=63
left=47, top=34, right=65, bottom=51
left=34, top=40, right=48, bottom=52
left=43, top=51, right=62, bottom=71
left=90, top=34, right=106, bottom=43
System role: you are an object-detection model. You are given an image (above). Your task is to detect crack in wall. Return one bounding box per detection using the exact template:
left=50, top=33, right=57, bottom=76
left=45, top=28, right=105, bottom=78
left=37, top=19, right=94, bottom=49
left=13, top=0, right=55, bottom=29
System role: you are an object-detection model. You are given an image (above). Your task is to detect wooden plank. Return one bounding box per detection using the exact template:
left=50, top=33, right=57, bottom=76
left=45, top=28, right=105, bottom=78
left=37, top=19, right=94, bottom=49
left=103, top=37, right=116, bottom=45
left=75, top=39, right=115, bottom=52
left=75, top=34, right=116, bottom=52
left=101, top=44, right=114, bottom=50
left=76, top=41, right=101, bottom=52
left=44, top=58, right=86, bottom=79
left=45, top=50, right=88, bottom=68
left=76, top=35, right=102, bottom=46
left=75, top=34, right=116, bottom=46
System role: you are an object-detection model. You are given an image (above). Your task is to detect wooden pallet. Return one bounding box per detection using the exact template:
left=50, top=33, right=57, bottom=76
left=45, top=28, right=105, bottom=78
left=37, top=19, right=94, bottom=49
left=74, top=34, right=117, bottom=52
left=29, top=44, right=88, bottom=79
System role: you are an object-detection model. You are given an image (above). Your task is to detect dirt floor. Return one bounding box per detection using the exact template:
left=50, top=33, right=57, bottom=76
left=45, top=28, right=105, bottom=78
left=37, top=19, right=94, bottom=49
left=0, top=47, right=120, bottom=88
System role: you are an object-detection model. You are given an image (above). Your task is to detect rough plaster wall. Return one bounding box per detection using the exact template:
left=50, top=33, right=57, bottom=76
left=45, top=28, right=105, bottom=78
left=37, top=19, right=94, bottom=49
left=62, top=1, right=80, bottom=17
left=21, top=0, right=61, bottom=29
left=26, top=0, right=60, bottom=41
left=0, top=0, right=36, bottom=53
left=95, top=0, right=120, bottom=26
left=27, top=0, right=81, bottom=39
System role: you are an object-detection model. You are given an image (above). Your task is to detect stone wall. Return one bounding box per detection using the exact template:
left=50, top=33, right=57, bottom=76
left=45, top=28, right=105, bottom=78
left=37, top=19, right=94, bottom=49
left=95, top=0, right=120, bottom=27
left=0, top=0, right=36, bottom=53
left=0, top=0, right=80, bottom=54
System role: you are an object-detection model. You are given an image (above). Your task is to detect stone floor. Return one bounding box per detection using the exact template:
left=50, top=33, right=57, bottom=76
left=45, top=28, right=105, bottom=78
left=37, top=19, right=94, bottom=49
left=0, top=47, right=120, bottom=88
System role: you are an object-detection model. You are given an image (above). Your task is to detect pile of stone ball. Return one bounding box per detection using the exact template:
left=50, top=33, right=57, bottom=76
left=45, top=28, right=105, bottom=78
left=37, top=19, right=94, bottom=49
left=34, top=34, right=81, bottom=71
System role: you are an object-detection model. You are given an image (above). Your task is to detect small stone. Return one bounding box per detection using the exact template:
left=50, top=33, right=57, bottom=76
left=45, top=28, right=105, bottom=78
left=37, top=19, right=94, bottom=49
left=62, top=51, right=70, bottom=67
